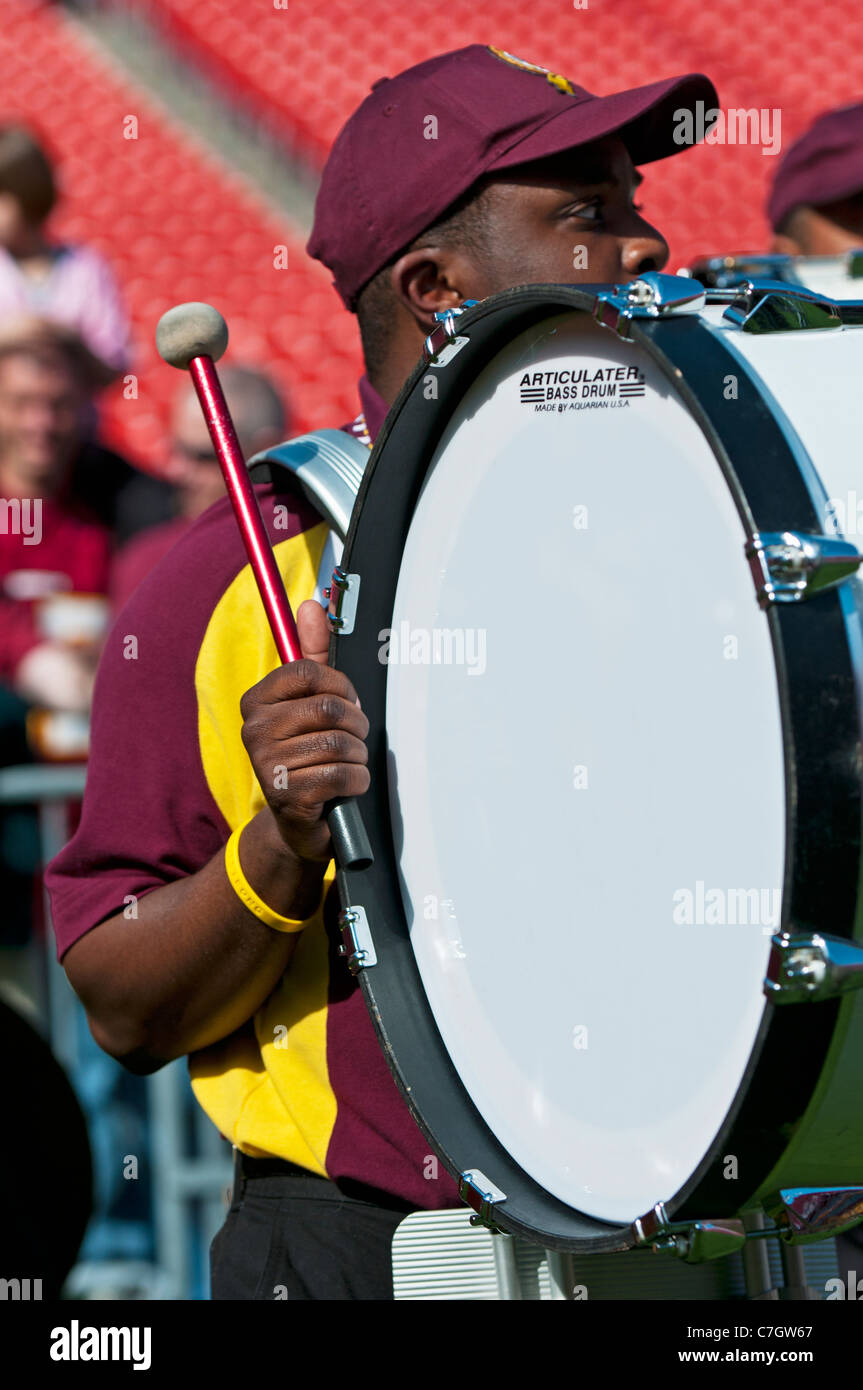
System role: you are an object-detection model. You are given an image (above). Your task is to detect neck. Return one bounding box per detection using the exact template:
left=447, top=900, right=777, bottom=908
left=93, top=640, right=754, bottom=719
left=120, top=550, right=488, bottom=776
left=370, top=330, right=431, bottom=408
left=0, top=459, right=61, bottom=500
left=6, top=226, right=51, bottom=261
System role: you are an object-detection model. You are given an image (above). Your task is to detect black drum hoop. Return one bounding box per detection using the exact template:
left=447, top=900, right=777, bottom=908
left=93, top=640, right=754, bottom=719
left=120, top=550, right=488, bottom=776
left=329, top=284, right=863, bottom=1249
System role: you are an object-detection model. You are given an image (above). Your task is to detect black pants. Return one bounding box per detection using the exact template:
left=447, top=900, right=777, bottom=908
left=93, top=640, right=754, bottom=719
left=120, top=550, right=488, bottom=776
left=210, top=1151, right=416, bottom=1300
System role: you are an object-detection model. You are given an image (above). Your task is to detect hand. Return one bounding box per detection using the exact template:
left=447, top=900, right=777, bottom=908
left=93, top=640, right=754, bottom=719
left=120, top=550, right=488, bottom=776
left=239, top=602, right=369, bottom=863
left=14, top=640, right=97, bottom=712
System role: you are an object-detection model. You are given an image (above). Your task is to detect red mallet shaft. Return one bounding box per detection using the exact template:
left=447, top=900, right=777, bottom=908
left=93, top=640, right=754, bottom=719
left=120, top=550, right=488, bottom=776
left=155, top=302, right=372, bottom=872
left=156, top=302, right=300, bottom=663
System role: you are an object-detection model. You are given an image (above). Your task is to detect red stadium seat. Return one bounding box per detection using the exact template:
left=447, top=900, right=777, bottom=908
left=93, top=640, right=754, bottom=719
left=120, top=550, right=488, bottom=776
left=0, top=2, right=362, bottom=466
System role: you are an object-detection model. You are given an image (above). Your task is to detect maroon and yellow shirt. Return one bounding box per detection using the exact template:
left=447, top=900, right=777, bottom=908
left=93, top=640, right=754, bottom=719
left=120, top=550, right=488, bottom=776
left=46, top=376, right=460, bottom=1211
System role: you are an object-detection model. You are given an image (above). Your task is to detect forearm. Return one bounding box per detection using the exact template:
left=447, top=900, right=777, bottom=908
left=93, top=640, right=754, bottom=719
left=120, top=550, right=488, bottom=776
left=63, top=808, right=329, bottom=1070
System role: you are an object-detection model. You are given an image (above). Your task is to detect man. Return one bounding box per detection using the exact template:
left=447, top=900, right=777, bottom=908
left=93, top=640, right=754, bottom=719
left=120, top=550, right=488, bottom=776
left=0, top=335, right=111, bottom=712
left=768, top=101, right=863, bottom=255
left=46, top=45, right=718, bottom=1301
left=110, top=365, right=289, bottom=610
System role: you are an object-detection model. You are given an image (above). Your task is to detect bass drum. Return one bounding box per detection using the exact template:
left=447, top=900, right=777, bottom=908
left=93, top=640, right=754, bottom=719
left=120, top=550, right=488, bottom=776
left=328, top=276, right=863, bottom=1263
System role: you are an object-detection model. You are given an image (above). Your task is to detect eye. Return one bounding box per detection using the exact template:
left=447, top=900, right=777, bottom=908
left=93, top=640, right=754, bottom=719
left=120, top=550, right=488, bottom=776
left=567, top=197, right=603, bottom=222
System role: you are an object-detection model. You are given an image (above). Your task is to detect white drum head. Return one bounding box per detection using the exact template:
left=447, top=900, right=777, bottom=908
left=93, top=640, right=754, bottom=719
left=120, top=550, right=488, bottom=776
left=792, top=256, right=862, bottom=303
left=385, top=313, right=786, bottom=1223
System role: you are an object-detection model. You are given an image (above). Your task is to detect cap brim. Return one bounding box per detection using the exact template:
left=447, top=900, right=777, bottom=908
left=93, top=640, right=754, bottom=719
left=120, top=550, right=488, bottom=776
left=488, top=72, right=719, bottom=172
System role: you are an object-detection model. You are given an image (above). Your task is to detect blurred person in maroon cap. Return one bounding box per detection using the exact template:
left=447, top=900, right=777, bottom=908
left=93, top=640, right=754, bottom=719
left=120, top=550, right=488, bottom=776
left=47, top=45, right=719, bottom=1302
left=110, top=365, right=289, bottom=612
left=769, top=101, right=863, bottom=255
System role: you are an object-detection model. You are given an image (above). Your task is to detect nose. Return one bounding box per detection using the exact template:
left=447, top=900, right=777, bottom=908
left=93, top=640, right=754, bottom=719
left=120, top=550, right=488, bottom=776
left=620, top=227, right=669, bottom=278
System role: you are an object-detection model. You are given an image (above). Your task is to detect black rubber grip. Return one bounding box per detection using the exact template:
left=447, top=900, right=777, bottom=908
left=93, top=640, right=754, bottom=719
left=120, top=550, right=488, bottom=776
left=326, top=798, right=373, bottom=871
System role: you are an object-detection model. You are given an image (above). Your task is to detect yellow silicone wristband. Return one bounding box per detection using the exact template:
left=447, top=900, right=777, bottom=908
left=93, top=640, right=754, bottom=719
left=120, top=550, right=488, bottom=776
left=224, top=818, right=321, bottom=933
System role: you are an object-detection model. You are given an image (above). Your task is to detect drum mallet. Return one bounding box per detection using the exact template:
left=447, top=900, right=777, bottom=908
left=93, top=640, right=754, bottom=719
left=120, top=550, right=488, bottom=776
left=155, top=301, right=372, bottom=871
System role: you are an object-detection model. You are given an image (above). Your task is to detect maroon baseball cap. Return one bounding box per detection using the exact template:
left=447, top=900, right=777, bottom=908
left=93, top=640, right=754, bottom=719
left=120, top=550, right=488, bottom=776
left=307, top=44, right=719, bottom=310
left=768, top=102, right=863, bottom=231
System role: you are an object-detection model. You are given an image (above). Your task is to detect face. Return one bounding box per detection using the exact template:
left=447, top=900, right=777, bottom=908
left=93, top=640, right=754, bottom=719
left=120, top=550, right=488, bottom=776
left=166, top=393, right=227, bottom=518
left=456, top=136, right=668, bottom=296
left=777, top=197, right=863, bottom=257
left=0, top=191, right=33, bottom=253
left=0, top=352, right=83, bottom=489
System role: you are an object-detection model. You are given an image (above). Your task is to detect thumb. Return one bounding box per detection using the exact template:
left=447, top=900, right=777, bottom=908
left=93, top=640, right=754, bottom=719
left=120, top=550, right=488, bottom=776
left=296, top=599, right=331, bottom=665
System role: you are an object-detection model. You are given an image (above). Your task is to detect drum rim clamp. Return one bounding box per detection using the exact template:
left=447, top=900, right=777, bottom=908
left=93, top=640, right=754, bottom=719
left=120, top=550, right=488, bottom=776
left=764, top=930, right=863, bottom=1004
left=423, top=300, right=480, bottom=366
left=337, top=905, right=377, bottom=974
left=325, top=565, right=361, bottom=636
left=745, top=530, right=863, bottom=606
left=459, top=1169, right=507, bottom=1233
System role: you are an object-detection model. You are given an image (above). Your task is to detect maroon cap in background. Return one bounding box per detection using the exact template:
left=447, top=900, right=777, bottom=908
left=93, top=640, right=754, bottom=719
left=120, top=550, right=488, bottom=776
left=307, top=44, right=718, bottom=311
left=768, top=101, right=863, bottom=231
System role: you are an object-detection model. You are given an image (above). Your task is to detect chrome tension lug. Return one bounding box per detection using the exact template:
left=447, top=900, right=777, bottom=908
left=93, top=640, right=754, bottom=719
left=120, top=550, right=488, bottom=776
left=745, top=530, right=863, bottom=606
left=594, top=271, right=705, bottom=337
left=631, top=1201, right=746, bottom=1263
left=715, top=277, right=841, bottom=333
left=337, top=905, right=376, bottom=974
left=764, top=931, right=863, bottom=1004
left=325, top=566, right=361, bottom=635
left=762, top=1187, right=863, bottom=1244
left=459, top=1169, right=506, bottom=1233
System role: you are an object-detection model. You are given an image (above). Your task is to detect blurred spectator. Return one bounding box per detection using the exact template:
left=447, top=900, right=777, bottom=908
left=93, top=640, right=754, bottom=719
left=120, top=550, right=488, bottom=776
left=0, top=125, right=176, bottom=539
left=111, top=364, right=289, bottom=610
left=0, top=124, right=130, bottom=388
left=0, top=335, right=112, bottom=714
left=768, top=101, right=863, bottom=255
left=0, top=334, right=112, bottom=951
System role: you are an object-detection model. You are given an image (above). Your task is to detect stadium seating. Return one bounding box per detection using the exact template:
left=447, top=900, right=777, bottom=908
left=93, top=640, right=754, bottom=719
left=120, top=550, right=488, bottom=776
left=7, top=0, right=863, bottom=466
left=0, top=0, right=362, bottom=468
left=137, top=0, right=863, bottom=272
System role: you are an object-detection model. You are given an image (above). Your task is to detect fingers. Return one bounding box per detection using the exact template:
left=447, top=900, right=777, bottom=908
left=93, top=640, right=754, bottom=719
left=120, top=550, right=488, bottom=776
left=266, top=760, right=372, bottom=817
left=297, top=599, right=331, bottom=665
left=241, top=657, right=361, bottom=717
left=267, top=726, right=369, bottom=773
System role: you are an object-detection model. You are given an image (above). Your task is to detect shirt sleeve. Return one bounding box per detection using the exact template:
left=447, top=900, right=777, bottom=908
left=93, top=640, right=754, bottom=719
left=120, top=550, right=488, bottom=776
left=66, top=246, right=132, bottom=374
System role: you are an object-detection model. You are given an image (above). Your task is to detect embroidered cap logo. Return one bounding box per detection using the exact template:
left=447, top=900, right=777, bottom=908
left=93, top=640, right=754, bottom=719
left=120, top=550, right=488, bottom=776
left=486, top=46, right=577, bottom=97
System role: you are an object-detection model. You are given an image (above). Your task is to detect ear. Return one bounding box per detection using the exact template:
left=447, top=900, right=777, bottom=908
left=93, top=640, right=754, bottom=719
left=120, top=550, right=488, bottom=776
left=769, top=232, right=802, bottom=257
left=388, top=247, right=472, bottom=332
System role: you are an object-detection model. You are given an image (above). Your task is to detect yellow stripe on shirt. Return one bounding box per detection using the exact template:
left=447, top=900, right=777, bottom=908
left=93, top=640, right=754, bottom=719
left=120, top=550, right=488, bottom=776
left=188, top=521, right=339, bottom=1172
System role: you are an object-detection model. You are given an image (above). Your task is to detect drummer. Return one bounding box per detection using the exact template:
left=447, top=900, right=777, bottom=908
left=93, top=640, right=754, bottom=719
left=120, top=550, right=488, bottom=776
left=46, top=45, right=719, bottom=1302
left=768, top=102, right=863, bottom=256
